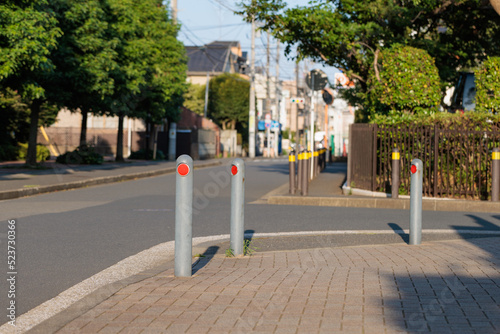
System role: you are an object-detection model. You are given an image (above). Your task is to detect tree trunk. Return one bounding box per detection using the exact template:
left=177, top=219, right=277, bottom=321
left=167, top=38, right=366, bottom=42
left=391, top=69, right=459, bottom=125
left=230, top=119, right=236, bottom=130
left=80, top=108, right=88, bottom=146
left=26, top=99, right=42, bottom=166
left=116, top=112, right=125, bottom=162
left=145, top=117, right=150, bottom=160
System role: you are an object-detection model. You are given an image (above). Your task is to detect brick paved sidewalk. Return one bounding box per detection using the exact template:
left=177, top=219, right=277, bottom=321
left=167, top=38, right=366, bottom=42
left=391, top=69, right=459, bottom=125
left=51, top=237, right=500, bottom=334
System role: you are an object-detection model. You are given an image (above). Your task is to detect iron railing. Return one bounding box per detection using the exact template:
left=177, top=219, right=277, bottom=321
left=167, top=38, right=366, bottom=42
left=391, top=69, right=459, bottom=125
left=350, top=123, right=500, bottom=200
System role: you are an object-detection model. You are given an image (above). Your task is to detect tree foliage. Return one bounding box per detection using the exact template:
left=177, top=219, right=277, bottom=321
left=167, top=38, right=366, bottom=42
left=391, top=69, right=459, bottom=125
left=366, top=45, right=441, bottom=119
left=207, top=73, right=249, bottom=130
left=106, top=0, right=187, bottom=161
left=238, top=0, right=500, bottom=117
left=0, top=0, right=62, bottom=165
left=183, top=83, right=206, bottom=115
left=475, top=56, right=500, bottom=113
left=48, top=0, right=118, bottom=145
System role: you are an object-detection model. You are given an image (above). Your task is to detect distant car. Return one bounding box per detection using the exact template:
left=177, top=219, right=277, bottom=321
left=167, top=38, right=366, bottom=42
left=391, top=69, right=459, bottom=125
left=449, top=72, right=476, bottom=113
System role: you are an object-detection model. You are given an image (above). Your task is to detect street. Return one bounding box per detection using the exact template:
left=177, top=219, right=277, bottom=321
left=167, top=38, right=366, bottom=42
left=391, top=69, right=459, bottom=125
left=1, top=159, right=500, bottom=321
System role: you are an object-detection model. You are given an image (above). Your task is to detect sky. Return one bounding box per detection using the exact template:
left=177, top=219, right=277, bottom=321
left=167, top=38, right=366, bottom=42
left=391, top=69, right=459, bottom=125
left=176, top=0, right=339, bottom=82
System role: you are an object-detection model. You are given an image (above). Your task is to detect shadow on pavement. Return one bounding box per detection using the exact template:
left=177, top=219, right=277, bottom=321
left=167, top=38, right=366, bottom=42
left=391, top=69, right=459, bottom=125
left=192, top=245, right=220, bottom=275
left=384, top=215, right=500, bottom=332
left=388, top=222, right=409, bottom=244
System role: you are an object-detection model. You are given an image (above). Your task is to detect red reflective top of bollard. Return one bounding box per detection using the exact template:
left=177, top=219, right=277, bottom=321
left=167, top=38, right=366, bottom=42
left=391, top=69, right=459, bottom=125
left=231, top=165, right=238, bottom=176
left=177, top=163, right=190, bottom=176
left=411, top=164, right=417, bottom=174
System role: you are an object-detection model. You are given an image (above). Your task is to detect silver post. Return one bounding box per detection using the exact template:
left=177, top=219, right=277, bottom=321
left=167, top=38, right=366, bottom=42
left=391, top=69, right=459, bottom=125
left=175, top=155, right=193, bottom=277
left=409, top=159, right=423, bottom=245
left=492, top=148, right=500, bottom=201
left=230, top=158, right=245, bottom=256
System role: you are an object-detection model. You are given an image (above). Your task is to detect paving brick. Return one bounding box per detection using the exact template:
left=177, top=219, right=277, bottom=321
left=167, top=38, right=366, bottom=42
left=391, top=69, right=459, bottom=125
left=44, top=238, right=500, bottom=334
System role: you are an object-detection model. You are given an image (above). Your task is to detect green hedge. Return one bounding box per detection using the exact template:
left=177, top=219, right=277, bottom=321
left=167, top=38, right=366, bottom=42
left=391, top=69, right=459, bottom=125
left=475, top=56, right=500, bottom=113
left=367, top=45, right=442, bottom=118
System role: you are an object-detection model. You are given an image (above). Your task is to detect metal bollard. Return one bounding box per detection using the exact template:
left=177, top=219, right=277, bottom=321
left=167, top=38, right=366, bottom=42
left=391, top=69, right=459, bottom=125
left=175, top=155, right=193, bottom=277
left=492, top=148, right=500, bottom=202
left=230, top=158, right=245, bottom=256
left=289, top=151, right=296, bottom=194
left=392, top=148, right=400, bottom=199
left=302, top=151, right=309, bottom=196
left=314, top=150, right=319, bottom=178
left=409, top=159, right=423, bottom=245
left=297, top=151, right=303, bottom=194
left=307, top=150, right=312, bottom=181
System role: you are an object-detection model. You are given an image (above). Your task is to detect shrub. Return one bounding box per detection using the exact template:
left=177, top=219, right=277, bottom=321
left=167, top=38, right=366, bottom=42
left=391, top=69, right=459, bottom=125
left=367, top=45, right=442, bottom=118
left=17, top=143, right=50, bottom=162
left=0, top=143, right=19, bottom=162
left=56, top=145, right=103, bottom=165
left=475, top=56, right=500, bottom=113
left=128, top=149, right=165, bottom=160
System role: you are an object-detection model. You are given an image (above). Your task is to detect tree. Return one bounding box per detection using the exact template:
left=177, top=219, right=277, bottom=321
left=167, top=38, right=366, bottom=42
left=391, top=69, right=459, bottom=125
left=475, top=56, right=500, bottom=113
left=106, top=0, right=187, bottom=161
left=183, top=83, right=206, bottom=115
left=0, top=0, right=61, bottom=165
left=48, top=0, right=118, bottom=146
left=238, top=0, right=500, bottom=117
left=207, top=73, right=249, bottom=130
left=366, top=45, right=442, bottom=119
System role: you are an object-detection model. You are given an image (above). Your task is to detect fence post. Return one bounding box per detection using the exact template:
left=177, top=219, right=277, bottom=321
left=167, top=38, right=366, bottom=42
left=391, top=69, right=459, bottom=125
left=230, top=158, right=245, bottom=256
left=297, top=151, right=303, bottom=194
left=392, top=148, right=400, bottom=199
left=492, top=148, right=500, bottom=202
left=175, top=154, right=193, bottom=277
left=302, top=151, right=309, bottom=196
left=372, top=124, right=378, bottom=192
left=289, top=151, right=296, bottom=195
left=409, top=159, right=423, bottom=245
left=314, top=150, right=319, bottom=178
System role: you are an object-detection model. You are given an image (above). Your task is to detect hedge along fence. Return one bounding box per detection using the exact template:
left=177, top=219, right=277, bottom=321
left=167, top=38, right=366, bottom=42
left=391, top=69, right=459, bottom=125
left=372, top=113, right=500, bottom=200
left=475, top=56, right=500, bottom=113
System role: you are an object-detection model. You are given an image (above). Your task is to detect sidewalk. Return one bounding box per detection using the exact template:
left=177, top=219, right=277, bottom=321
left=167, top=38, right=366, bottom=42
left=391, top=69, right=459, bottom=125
left=0, top=159, right=222, bottom=200
left=2, top=159, right=500, bottom=333
left=26, top=235, right=500, bottom=333
left=269, top=162, right=500, bottom=214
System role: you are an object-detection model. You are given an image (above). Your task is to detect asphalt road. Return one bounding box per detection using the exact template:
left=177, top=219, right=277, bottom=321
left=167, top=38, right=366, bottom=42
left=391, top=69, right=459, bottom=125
left=1, top=159, right=500, bottom=320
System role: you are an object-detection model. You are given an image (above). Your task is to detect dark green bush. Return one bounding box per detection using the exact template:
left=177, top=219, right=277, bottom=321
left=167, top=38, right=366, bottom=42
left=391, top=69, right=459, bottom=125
left=56, top=145, right=103, bottom=165
left=367, top=45, right=442, bottom=118
left=128, top=149, right=165, bottom=160
left=475, top=56, right=500, bottom=113
left=0, top=143, right=19, bottom=162
left=17, top=143, right=50, bottom=162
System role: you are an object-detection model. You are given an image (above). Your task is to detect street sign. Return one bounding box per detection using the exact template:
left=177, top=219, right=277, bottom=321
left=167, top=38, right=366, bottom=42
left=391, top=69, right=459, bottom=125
left=306, top=69, right=328, bottom=91
left=290, top=97, right=304, bottom=103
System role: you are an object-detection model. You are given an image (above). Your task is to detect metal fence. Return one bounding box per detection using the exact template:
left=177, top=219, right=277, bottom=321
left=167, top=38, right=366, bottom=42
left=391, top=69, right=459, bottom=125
left=350, top=123, right=500, bottom=200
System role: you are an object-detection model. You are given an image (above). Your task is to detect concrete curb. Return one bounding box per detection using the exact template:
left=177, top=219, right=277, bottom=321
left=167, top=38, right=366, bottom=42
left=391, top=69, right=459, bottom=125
left=268, top=195, right=500, bottom=213
left=0, top=160, right=221, bottom=201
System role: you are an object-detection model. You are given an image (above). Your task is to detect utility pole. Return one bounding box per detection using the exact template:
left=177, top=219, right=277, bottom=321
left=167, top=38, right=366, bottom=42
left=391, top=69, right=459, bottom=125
left=295, top=54, right=300, bottom=150
left=168, top=0, right=178, bottom=160
left=274, top=42, right=280, bottom=157
left=266, top=33, right=271, bottom=112
left=204, top=72, right=209, bottom=118
left=171, top=0, right=177, bottom=24
left=248, top=14, right=256, bottom=158
left=265, top=33, right=271, bottom=157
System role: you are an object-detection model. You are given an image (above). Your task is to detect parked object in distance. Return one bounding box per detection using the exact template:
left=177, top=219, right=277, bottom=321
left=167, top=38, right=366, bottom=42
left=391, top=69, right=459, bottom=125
left=449, top=72, right=475, bottom=113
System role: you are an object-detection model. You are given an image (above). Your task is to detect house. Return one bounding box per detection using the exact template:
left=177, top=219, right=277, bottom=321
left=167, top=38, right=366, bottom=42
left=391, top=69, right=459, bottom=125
left=185, top=41, right=248, bottom=157
left=185, top=41, right=248, bottom=85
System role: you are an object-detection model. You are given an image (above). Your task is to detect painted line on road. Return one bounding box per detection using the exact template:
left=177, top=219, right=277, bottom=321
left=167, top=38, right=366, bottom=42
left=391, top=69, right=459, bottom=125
left=9, top=229, right=500, bottom=333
